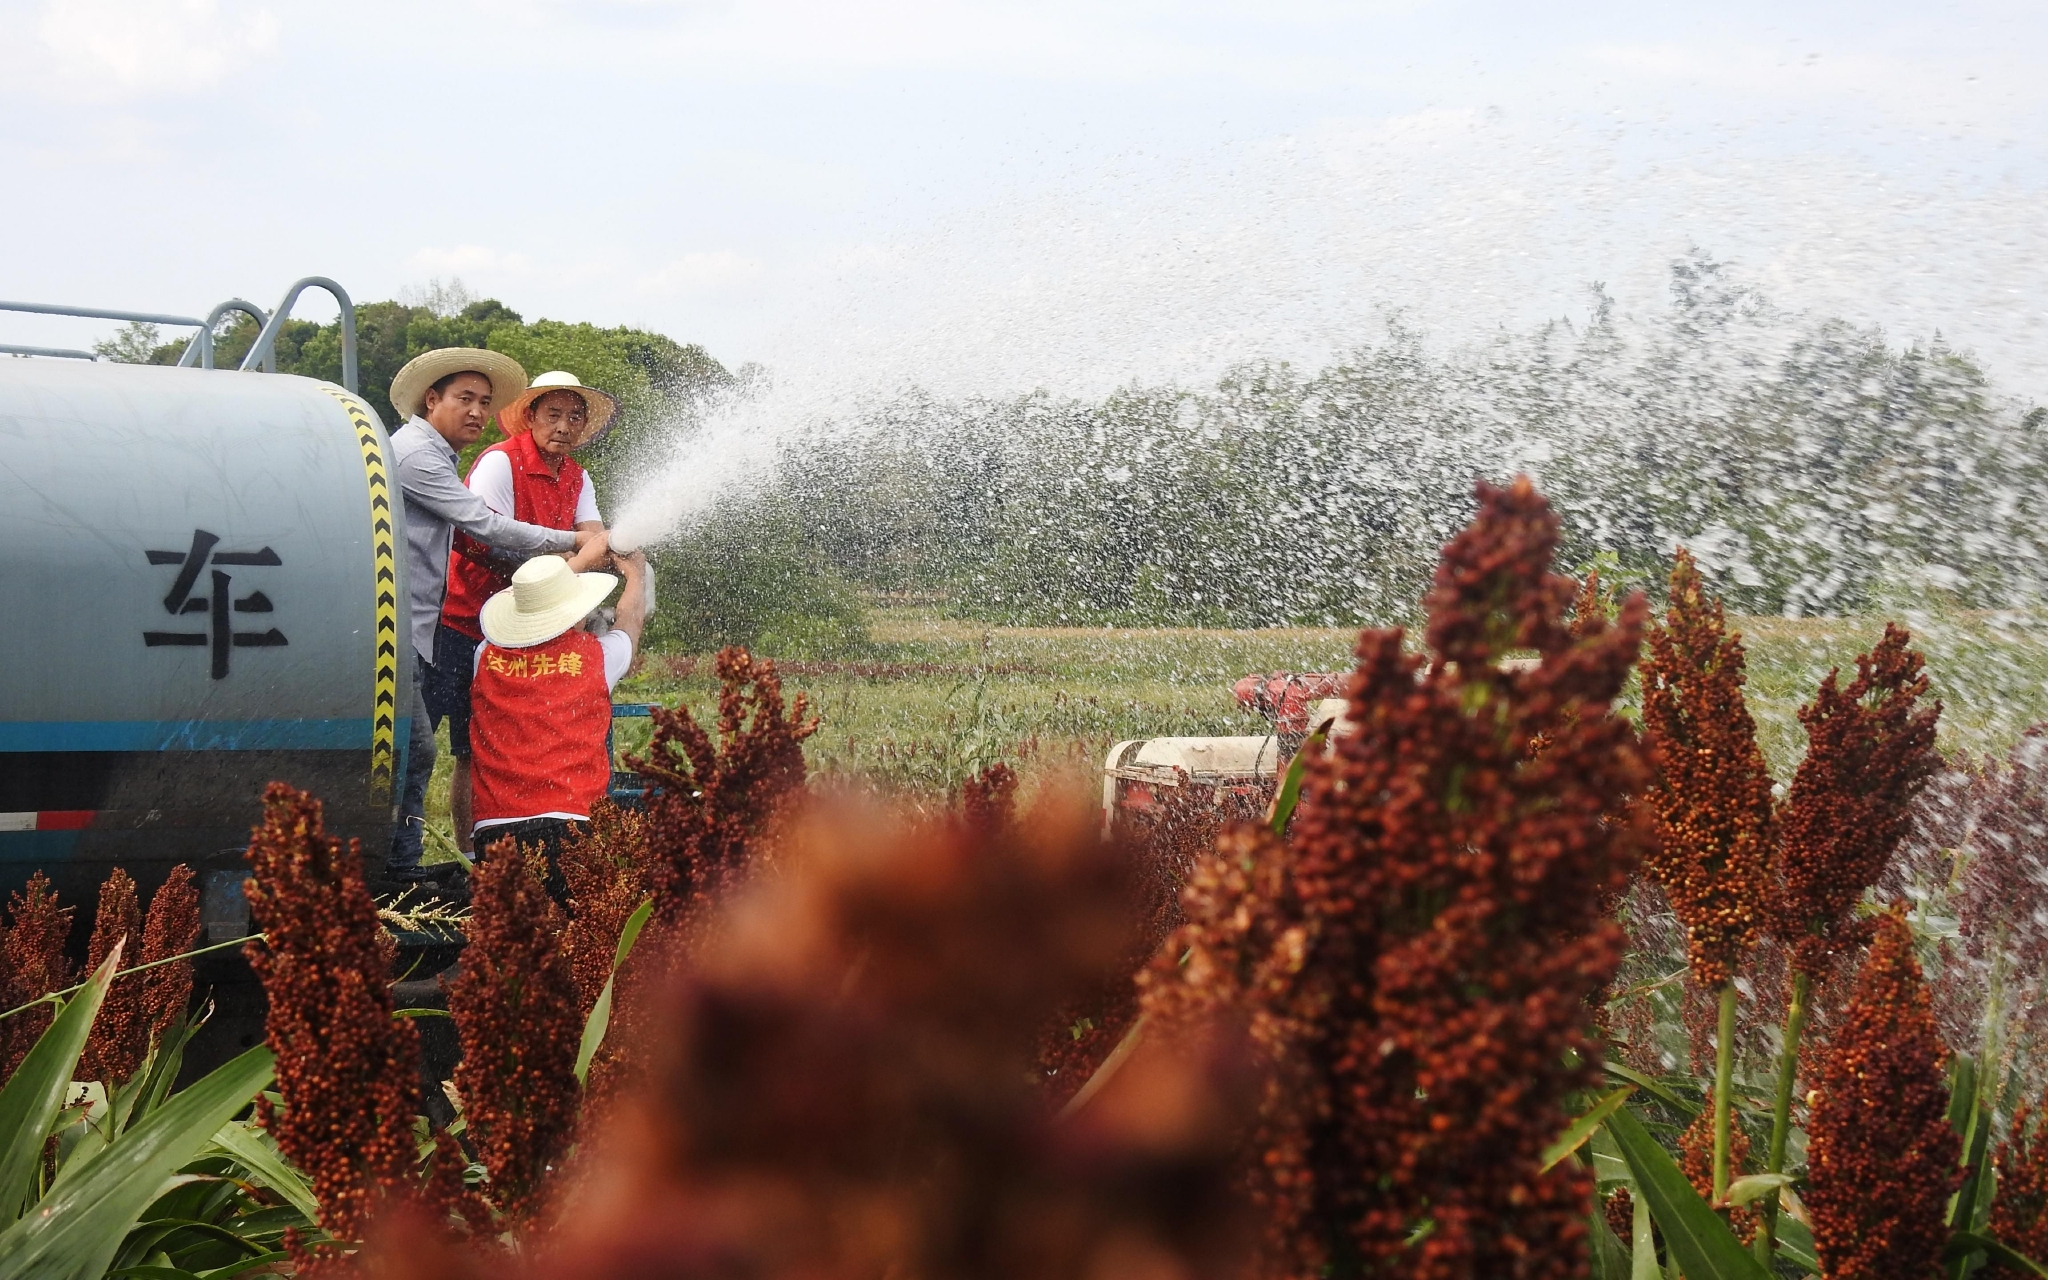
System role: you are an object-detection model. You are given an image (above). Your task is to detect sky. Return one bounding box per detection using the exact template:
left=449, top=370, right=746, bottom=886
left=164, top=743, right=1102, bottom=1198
left=3, top=0, right=2045, bottom=398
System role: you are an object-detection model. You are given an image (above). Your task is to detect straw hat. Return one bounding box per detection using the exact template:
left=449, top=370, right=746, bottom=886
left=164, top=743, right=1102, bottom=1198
left=479, top=556, right=619, bottom=649
left=498, top=370, right=620, bottom=449
left=389, top=347, right=529, bottom=421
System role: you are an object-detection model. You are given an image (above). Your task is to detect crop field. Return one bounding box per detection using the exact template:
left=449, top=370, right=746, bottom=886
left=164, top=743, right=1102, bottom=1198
left=25, top=482, right=2048, bottom=1279
left=422, top=601, right=2048, bottom=854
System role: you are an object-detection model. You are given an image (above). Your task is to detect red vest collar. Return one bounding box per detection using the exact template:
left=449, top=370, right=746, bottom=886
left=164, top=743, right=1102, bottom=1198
left=506, top=428, right=582, bottom=488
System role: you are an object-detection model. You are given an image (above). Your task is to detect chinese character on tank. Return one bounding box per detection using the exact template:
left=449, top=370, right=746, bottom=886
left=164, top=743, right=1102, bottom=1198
left=142, top=529, right=288, bottom=679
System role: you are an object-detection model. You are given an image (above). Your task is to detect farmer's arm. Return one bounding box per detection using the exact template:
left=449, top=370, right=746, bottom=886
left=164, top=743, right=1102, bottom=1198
left=461, top=451, right=604, bottom=571
left=399, top=445, right=578, bottom=554
left=599, top=553, right=651, bottom=691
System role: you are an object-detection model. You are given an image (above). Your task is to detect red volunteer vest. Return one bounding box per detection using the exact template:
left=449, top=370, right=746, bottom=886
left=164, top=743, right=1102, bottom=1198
left=442, top=432, right=588, bottom=640
left=469, top=629, right=611, bottom=824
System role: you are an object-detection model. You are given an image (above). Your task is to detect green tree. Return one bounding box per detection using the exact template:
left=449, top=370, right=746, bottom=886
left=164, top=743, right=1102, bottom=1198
left=93, top=322, right=161, bottom=364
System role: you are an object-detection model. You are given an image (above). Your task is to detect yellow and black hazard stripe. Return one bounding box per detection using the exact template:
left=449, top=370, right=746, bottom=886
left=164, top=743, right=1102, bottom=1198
left=321, top=386, right=401, bottom=804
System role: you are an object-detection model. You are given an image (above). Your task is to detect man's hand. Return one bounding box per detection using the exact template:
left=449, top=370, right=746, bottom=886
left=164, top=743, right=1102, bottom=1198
left=567, top=528, right=611, bottom=572
left=614, top=549, right=651, bottom=648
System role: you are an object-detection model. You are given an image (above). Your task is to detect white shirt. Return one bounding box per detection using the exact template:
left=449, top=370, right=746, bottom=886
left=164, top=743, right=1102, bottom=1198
left=467, top=449, right=602, bottom=526
left=469, top=628, right=635, bottom=834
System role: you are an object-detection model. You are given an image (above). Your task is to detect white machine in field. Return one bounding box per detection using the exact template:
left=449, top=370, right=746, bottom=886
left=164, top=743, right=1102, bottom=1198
left=1099, top=681, right=1353, bottom=843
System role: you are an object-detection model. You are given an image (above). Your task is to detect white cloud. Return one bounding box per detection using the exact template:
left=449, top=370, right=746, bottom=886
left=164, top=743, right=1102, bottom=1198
left=35, top=0, right=278, bottom=96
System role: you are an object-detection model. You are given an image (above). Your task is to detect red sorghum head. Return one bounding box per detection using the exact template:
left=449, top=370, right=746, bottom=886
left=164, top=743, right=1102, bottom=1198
left=448, top=842, right=582, bottom=1227
left=1570, top=566, right=1606, bottom=640
left=1140, top=821, right=1323, bottom=1267
left=1804, top=907, right=1960, bottom=1280
left=958, top=761, right=1019, bottom=834
left=591, top=649, right=819, bottom=1103
left=244, top=782, right=420, bottom=1251
left=534, top=797, right=1253, bottom=1280
left=80, top=868, right=144, bottom=1086
left=1147, top=476, right=1650, bottom=1279
left=1638, top=548, right=1778, bottom=990
left=1989, top=1096, right=2048, bottom=1279
left=559, top=800, right=653, bottom=1019
left=1604, top=1186, right=1634, bottom=1248
left=138, top=864, right=199, bottom=1046
left=1775, top=623, right=1941, bottom=978
left=0, top=871, right=74, bottom=1081
left=1679, top=1103, right=1757, bottom=1242
left=625, top=646, right=817, bottom=936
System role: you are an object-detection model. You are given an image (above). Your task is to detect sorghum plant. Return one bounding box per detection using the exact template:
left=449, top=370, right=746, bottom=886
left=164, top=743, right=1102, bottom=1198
left=626, top=645, right=818, bottom=935
left=958, top=760, right=1019, bottom=833
left=1775, top=624, right=1941, bottom=975
left=594, top=648, right=818, bottom=1101
left=559, top=801, right=653, bottom=1017
left=1147, top=476, right=1649, bottom=1279
left=79, top=868, right=144, bottom=1086
left=137, top=863, right=200, bottom=1046
left=532, top=796, right=1251, bottom=1280
left=447, top=844, right=582, bottom=1226
left=244, top=782, right=420, bottom=1254
left=1758, top=623, right=1941, bottom=1257
left=1139, top=822, right=1322, bottom=1266
left=1990, top=1096, right=2048, bottom=1277
left=0, top=871, right=73, bottom=1080
left=1805, top=908, right=1959, bottom=1280
left=1638, top=547, right=1776, bottom=1203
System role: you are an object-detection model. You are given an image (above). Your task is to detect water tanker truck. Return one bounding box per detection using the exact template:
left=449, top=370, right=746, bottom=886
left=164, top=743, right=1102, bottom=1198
left=0, top=281, right=434, bottom=1067
left=1, top=281, right=403, bottom=919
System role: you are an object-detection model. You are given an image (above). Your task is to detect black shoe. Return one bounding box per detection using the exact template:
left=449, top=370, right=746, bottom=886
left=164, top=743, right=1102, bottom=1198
left=415, top=867, right=472, bottom=906
left=382, top=866, right=471, bottom=908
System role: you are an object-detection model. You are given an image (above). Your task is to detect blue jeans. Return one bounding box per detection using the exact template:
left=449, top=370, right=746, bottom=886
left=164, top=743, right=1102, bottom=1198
left=388, top=656, right=437, bottom=877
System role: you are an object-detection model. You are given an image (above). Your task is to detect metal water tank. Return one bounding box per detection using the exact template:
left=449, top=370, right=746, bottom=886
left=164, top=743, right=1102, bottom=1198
left=0, top=359, right=408, bottom=907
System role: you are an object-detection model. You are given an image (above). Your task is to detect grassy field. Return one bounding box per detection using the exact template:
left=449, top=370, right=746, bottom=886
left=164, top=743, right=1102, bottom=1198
left=421, top=602, right=2048, bottom=856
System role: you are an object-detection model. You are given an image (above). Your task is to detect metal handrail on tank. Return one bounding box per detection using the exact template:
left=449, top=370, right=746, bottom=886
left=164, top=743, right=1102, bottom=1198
left=176, top=299, right=272, bottom=372
left=0, top=297, right=280, bottom=369
left=0, top=300, right=207, bottom=363
left=239, top=277, right=358, bottom=393
left=0, top=342, right=101, bottom=361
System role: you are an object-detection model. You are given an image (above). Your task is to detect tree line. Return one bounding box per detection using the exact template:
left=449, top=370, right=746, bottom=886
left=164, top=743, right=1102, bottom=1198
left=98, top=255, right=2048, bottom=649
left=769, top=253, right=2048, bottom=631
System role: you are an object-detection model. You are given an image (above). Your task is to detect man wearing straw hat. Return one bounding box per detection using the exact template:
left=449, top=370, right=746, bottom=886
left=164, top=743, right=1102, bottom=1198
left=467, top=549, right=649, bottom=894
left=386, top=348, right=603, bottom=893
left=434, top=370, right=618, bottom=858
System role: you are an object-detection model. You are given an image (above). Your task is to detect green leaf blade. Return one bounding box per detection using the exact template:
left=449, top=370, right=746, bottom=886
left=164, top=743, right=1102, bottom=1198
left=0, top=1044, right=274, bottom=1280
left=206, top=1120, right=319, bottom=1225
left=1946, top=1232, right=2048, bottom=1278
left=0, top=946, right=121, bottom=1218
left=614, top=896, right=655, bottom=969
left=1602, top=1062, right=1702, bottom=1119
left=575, top=978, right=616, bottom=1085
left=1605, top=1104, right=1771, bottom=1280
left=577, top=896, right=657, bottom=1085
left=1269, top=732, right=1323, bottom=834
left=1722, top=1172, right=1795, bottom=1208
left=1543, top=1085, right=1636, bottom=1173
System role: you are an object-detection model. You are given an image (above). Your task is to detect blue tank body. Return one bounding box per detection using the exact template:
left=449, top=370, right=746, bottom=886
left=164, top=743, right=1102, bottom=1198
left=0, top=360, right=409, bottom=908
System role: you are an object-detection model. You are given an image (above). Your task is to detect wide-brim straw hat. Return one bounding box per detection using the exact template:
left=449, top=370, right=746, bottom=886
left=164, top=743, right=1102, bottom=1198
left=479, top=555, right=619, bottom=649
left=389, top=347, right=530, bottom=421
left=498, top=370, right=620, bottom=449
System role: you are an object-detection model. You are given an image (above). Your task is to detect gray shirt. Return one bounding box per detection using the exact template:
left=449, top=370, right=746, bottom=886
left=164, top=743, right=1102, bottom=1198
left=391, top=417, right=576, bottom=664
